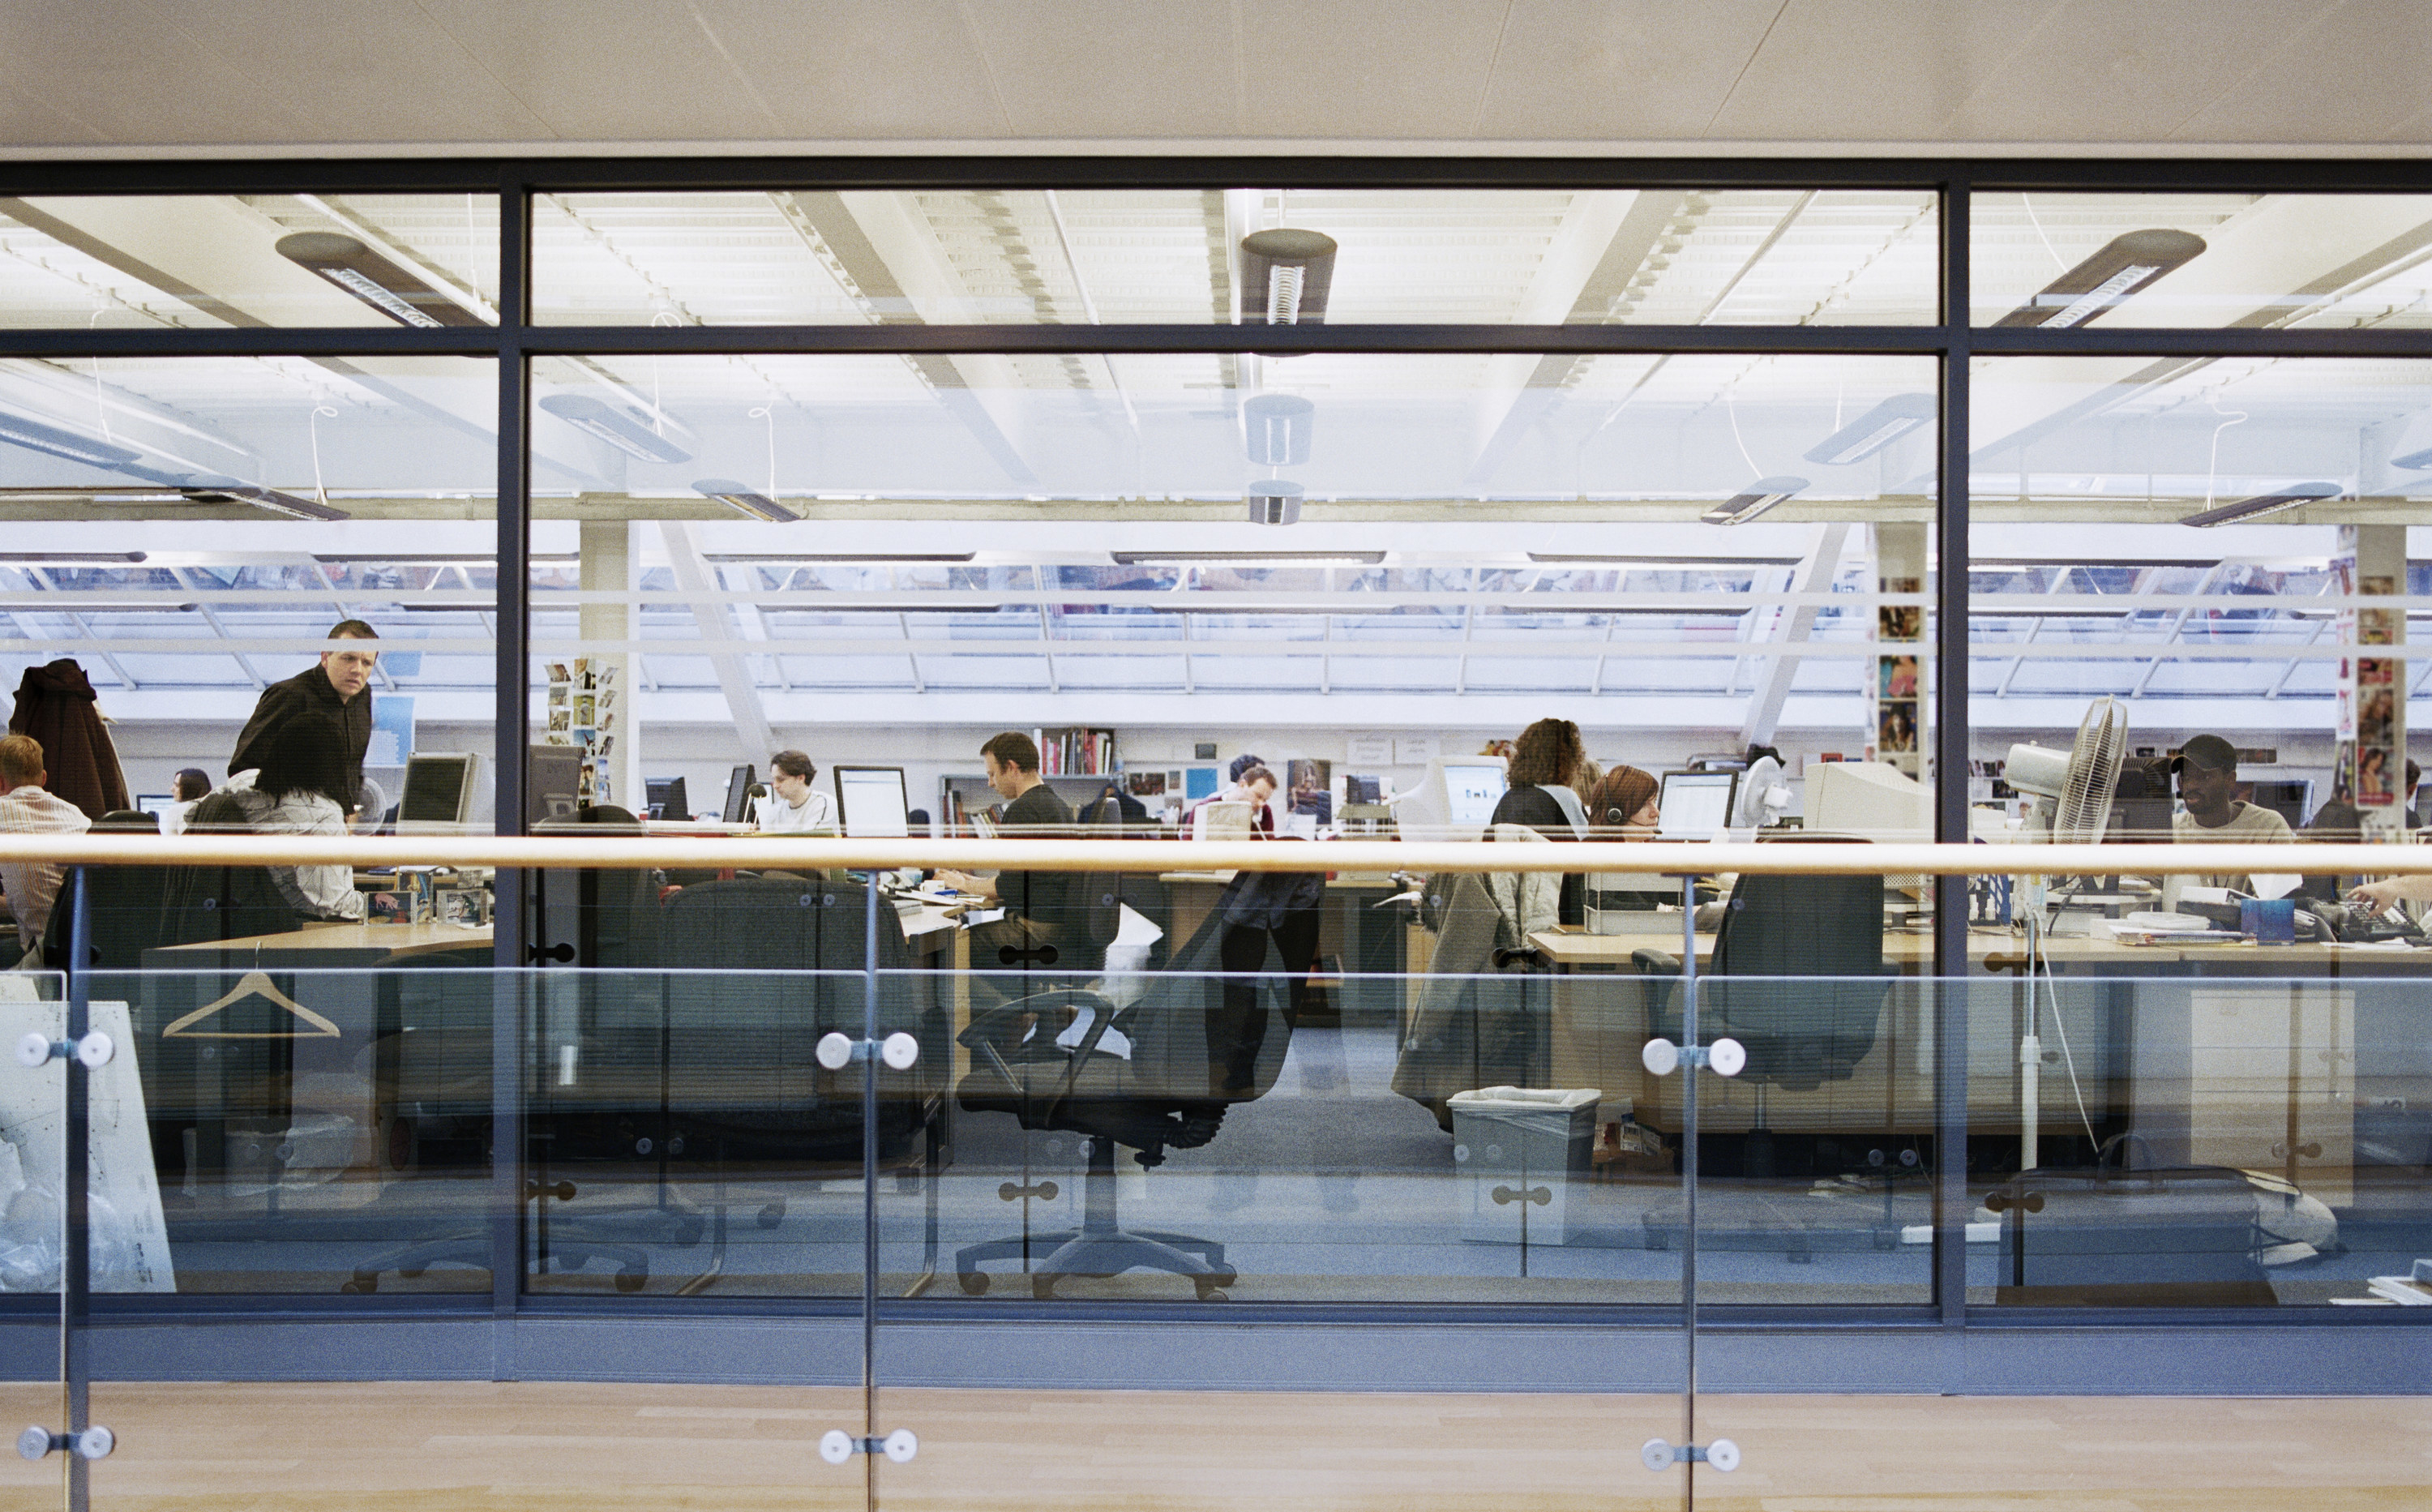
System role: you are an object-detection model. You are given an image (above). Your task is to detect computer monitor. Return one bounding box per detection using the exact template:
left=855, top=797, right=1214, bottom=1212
left=2246, top=777, right=2311, bottom=829
left=645, top=775, right=690, bottom=822
left=833, top=765, right=911, bottom=838
left=398, top=752, right=484, bottom=834
left=1805, top=760, right=1932, bottom=841
left=1657, top=771, right=1739, bottom=839
left=136, top=794, right=175, bottom=825
left=721, top=763, right=758, bottom=824
left=1393, top=756, right=1508, bottom=842
left=528, top=745, right=583, bottom=828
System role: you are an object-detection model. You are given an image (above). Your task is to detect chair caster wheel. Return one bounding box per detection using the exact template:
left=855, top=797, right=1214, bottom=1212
left=757, top=1201, right=786, bottom=1229
left=958, top=1271, right=989, bottom=1296
left=1031, top=1274, right=1059, bottom=1300
left=614, top=1269, right=648, bottom=1294
left=340, top=1277, right=377, bottom=1295
left=1194, top=1277, right=1231, bottom=1302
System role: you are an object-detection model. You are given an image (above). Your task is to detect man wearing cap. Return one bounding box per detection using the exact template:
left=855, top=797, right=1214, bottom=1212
left=2170, top=733, right=2293, bottom=895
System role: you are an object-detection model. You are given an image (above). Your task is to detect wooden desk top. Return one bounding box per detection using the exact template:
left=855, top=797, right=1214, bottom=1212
left=1159, top=872, right=1398, bottom=888
left=1526, top=926, right=2430, bottom=971
left=149, top=922, right=495, bottom=963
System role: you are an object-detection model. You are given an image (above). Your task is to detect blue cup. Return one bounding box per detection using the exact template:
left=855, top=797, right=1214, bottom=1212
left=2241, top=896, right=2296, bottom=945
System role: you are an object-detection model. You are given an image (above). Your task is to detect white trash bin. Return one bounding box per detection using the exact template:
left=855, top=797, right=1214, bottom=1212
left=1449, top=1086, right=1602, bottom=1246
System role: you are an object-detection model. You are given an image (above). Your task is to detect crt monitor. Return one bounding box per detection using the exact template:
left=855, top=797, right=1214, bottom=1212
left=644, top=776, right=690, bottom=821
left=834, top=765, right=911, bottom=838
left=1394, top=756, right=1508, bottom=842
left=528, top=745, right=584, bottom=827
left=721, top=763, right=758, bottom=824
left=399, top=752, right=483, bottom=834
left=1805, top=760, right=1932, bottom=841
left=1657, top=771, right=1738, bottom=839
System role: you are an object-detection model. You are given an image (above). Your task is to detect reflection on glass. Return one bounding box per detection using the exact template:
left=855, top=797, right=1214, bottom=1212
left=532, top=189, right=1937, bottom=326
left=1971, top=358, right=2427, bottom=855
left=1972, top=193, right=2432, bottom=329
left=0, top=196, right=498, bottom=328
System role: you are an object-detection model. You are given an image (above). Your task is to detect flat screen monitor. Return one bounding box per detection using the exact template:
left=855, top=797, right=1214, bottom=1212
left=2246, top=778, right=2311, bottom=829
left=399, top=752, right=482, bottom=834
left=1657, top=771, right=1738, bottom=839
left=720, top=764, right=758, bottom=824
left=136, top=794, right=175, bottom=825
left=834, top=765, right=910, bottom=838
left=645, top=776, right=689, bottom=822
left=528, top=745, right=583, bottom=828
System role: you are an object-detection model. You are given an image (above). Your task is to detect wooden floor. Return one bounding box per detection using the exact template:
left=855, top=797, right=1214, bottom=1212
left=0, top=1381, right=2421, bottom=1510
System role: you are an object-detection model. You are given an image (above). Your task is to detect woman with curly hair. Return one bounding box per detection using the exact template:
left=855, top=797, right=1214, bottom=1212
left=1488, top=717, right=1593, bottom=923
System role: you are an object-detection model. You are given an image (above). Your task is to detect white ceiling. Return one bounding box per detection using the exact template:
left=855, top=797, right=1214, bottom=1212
left=2, top=0, right=2428, bottom=157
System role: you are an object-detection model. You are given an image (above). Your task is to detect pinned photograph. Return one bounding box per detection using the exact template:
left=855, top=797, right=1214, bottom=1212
left=1879, top=654, right=1919, bottom=698
left=548, top=709, right=571, bottom=734
left=1878, top=604, right=1923, bottom=640
left=1878, top=700, right=1920, bottom=753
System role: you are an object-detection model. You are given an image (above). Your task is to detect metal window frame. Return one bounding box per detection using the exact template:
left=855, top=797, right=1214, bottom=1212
left=4, top=152, right=2430, bottom=1373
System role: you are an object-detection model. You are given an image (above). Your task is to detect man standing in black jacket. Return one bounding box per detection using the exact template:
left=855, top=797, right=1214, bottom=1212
left=228, top=619, right=379, bottom=815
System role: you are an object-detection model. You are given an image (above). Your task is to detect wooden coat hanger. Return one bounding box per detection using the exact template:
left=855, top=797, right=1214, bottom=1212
left=163, top=953, right=340, bottom=1040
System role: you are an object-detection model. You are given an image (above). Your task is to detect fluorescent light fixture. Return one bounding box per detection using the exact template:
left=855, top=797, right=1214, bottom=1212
left=701, top=553, right=976, bottom=563
left=1804, top=392, right=1935, bottom=465
left=0, top=409, right=145, bottom=469
left=1111, top=551, right=1385, bottom=566
left=2177, top=481, right=2340, bottom=528
left=538, top=394, right=692, bottom=464
left=1528, top=553, right=1805, bottom=566
left=1243, top=394, right=1315, bottom=465
left=276, top=233, right=486, bottom=329
left=2, top=599, right=195, bottom=613
left=179, top=484, right=350, bottom=521
left=1702, top=475, right=1809, bottom=526
left=1240, top=229, right=1337, bottom=355
left=1995, top=229, right=2207, bottom=328
left=692, top=478, right=802, bottom=523
left=1246, top=480, right=1304, bottom=526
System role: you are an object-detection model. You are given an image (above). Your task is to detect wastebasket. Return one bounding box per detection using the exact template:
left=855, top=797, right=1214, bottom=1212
left=1449, top=1086, right=1602, bottom=1245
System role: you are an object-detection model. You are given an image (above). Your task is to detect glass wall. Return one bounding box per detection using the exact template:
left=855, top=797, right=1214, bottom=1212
left=0, top=174, right=2421, bottom=1493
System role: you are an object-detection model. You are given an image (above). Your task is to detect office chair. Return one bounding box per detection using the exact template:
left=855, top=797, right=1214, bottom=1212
left=1633, top=839, right=1890, bottom=1180
left=42, top=810, right=173, bottom=971
left=345, top=945, right=657, bottom=1296
left=953, top=879, right=1299, bottom=1300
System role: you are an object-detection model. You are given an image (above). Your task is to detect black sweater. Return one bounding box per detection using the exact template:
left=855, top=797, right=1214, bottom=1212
left=228, top=664, right=373, bottom=812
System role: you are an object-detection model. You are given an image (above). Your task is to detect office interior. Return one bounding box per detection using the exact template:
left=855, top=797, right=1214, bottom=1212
left=0, top=169, right=2428, bottom=1433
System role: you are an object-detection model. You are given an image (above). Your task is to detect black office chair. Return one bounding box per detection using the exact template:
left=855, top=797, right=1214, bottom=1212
left=953, top=876, right=1299, bottom=1300
left=43, top=809, right=174, bottom=971
left=1633, top=839, right=1891, bottom=1180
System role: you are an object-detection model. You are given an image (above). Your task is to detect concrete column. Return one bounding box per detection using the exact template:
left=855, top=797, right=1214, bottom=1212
left=2336, top=524, right=2408, bottom=837
left=1870, top=522, right=1929, bottom=782
left=578, top=518, right=640, bottom=812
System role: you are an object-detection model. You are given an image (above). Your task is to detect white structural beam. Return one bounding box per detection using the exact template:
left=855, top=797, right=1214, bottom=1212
left=656, top=520, right=776, bottom=762
left=1738, top=522, right=1851, bottom=747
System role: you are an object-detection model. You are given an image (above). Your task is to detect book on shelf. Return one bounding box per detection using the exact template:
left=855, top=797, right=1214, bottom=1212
left=1032, top=726, right=1118, bottom=777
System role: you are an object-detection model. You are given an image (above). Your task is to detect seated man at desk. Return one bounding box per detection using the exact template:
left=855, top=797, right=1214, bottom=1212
left=934, top=732, right=1074, bottom=999
left=0, top=734, right=92, bottom=958
left=2169, top=734, right=2294, bottom=898
left=755, top=749, right=835, bottom=833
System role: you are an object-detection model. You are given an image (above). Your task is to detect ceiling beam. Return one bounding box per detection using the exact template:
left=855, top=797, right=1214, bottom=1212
left=655, top=520, right=775, bottom=762
left=1738, top=522, right=1851, bottom=747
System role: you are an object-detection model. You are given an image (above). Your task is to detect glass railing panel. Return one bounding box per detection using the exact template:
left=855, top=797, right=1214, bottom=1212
left=1960, top=969, right=2432, bottom=1310
left=0, top=974, right=63, bottom=1505
left=85, top=966, right=495, bottom=1299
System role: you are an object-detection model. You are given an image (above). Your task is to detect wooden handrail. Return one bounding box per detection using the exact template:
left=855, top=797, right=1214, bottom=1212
left=0, top=833, right=2420, bottom=876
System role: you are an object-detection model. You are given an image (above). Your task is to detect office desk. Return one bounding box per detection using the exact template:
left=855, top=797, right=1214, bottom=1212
left=1523, top=925, right=2430, bottom=1197
left=1159, top=872, right=1404, bottom=1018
left=148, top=921, right=495, bottom=967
